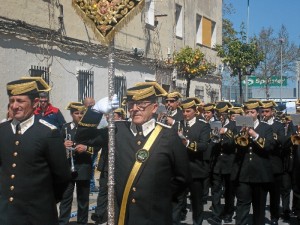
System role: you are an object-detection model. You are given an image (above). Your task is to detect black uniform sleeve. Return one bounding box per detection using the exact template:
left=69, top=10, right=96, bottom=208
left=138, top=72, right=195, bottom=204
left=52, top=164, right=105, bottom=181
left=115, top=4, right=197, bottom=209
left=170, top=130, right=191, bottom=196
left=45, top=129, right=72, bottom=202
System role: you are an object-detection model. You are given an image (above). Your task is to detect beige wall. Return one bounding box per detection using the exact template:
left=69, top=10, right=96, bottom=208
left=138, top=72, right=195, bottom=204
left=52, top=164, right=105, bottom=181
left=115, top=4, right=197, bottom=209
left=0, top=0, right=223, bottom=118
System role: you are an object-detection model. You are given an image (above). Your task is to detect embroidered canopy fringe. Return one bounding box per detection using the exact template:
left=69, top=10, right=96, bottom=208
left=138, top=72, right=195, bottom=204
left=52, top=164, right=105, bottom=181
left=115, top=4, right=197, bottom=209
left=72, top=0, right=145, bottom=45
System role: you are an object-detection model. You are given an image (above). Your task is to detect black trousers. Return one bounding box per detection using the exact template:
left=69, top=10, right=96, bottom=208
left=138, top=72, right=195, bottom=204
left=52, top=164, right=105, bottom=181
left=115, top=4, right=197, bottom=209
left=59, top=180, right=90, bottom=225
left=281, top=170, right=293, bottom=213
left=172, top=188, right=188, bottom=225
left=94, top=171, right=108, bottom=222
left=268, top=174, right=282, bottom=220
left=211, top=173, right=235, bottom=218
left=190, top=178, right=205, bottom=225
left=235, top=182, right=269, bottom=225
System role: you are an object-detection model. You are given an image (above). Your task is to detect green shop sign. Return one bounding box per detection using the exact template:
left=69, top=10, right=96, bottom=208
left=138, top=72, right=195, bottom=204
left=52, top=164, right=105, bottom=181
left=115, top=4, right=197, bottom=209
left=242, top=76, right=287, bottom=87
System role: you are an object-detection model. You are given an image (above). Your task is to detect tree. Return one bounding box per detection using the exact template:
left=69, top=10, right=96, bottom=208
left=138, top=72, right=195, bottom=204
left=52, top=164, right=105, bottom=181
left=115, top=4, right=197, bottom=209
left=255, top=25, right=300, bottom=99
left=216, top=30, right=264, bottom=104
left=173, top=47, right=215, bottom=97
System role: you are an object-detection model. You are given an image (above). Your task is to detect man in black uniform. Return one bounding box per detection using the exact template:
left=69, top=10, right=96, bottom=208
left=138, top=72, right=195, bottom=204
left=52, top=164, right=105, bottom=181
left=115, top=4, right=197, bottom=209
left=59, top=102, right=97, bottom=225
left=76, top=82, right=191, bottom=225
left=281, top=114, right=297, bottom=221
left=0, top=77, right=71, bottom=225
left=91, top=108, right=127, bottom=224
left=232, top=100, right=275, bottom=225
left=202, top=103, right=217, bottom=205
left=261, top=100, right=286, bottom=225
left=207, top=102, right=236, bottom=225
left=177, top=98, right=211, bottom=225
left=165, top=91, right=184, bottom=126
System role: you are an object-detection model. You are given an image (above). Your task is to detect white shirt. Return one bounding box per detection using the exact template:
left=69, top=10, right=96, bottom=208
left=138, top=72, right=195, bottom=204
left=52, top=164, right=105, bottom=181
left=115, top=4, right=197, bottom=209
left=11, top=115, right=35, bottom=135
left=130, top=118, right=156, bottom=137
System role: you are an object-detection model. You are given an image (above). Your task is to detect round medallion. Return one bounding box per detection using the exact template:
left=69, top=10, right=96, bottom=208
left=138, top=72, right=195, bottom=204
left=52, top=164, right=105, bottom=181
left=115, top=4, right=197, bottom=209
left=136, top=149, right=149, bottom=163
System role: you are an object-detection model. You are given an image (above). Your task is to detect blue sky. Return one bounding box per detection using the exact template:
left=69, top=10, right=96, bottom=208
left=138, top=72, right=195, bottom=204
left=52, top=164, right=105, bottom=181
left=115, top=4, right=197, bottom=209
left=226, top=0, right=300, bottom=46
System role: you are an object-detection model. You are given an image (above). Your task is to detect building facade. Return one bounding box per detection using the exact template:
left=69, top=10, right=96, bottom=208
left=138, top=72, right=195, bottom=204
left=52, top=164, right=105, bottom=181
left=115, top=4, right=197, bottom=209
left=0, top=0, right=222, bottom=120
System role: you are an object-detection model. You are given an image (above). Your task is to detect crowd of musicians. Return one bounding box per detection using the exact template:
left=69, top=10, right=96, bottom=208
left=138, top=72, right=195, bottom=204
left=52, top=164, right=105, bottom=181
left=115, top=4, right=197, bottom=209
left=0, top=77, right=300, bottom=225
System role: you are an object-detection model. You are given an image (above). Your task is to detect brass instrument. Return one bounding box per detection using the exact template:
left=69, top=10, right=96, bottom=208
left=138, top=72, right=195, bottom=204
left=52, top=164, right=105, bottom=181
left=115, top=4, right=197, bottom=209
left=211, top=127, right=221, bottom=143
left=65, top=128, right=78, bottom=177
left=291, top=126, right=300, bottom=145
left=235, top=127, right=249, bottom=147
left=157, top=106, right=172, bottom=128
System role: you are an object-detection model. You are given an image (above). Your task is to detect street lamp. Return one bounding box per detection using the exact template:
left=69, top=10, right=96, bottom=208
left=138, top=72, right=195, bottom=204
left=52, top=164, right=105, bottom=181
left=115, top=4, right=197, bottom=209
left=279, top=38, right=284, bottom=103
left=245, top=0, right=250, bottom=102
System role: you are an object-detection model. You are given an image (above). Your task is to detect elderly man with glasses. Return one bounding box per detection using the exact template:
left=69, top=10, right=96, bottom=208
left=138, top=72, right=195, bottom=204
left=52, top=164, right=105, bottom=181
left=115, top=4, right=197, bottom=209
left=75, top=82, right=191, bottom=225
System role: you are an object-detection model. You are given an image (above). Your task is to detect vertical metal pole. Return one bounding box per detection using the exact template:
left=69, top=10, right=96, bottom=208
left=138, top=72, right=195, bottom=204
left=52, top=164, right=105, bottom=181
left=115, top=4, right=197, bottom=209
left=245, top=0, right=250, bottom=102
left=296, top=61, right=300, bottom=99
left=107, top=39, right=116, bottom=225
left=280, top=38, right=284, bottom=103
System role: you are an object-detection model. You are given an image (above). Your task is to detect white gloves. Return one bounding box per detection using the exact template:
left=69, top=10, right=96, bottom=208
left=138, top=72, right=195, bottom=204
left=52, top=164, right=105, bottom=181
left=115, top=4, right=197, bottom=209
left=92, top=94, right=119, bottom=114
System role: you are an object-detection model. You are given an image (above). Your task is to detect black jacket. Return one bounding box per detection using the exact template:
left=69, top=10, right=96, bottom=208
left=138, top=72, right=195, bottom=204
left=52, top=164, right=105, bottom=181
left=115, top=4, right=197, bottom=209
left=75, top=111, right=191, bottom=225
left=0, top=117, right=71, bottom=225
left=181, top=118, right=211, bottom=178
left=211, top=120, right=237, bottom=174
left=231, top=121, right=275, bottom=183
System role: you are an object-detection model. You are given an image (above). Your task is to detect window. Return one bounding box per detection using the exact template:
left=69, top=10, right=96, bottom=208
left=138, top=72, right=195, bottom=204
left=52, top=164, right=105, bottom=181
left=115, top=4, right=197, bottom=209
left=78, top=70, right=94, bottom=102
left=29, top=65, right=50, bottom=84
left=196, top=14, right=202, bottom=44
left=195, top=85, right=204, bottom=100
left=175, top=4, right=183, bottom=38
left=177, top=82, right=187, bottom=97
left=145, top=0, right=155, bottom=26
left=199, top=17, right=216, bottom=48
left=114, top=75, right=127, bottom=109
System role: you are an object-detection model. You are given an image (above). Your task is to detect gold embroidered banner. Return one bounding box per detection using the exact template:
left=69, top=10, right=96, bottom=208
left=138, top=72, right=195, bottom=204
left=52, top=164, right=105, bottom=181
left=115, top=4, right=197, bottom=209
left=72, top=0, right=145, bottom=44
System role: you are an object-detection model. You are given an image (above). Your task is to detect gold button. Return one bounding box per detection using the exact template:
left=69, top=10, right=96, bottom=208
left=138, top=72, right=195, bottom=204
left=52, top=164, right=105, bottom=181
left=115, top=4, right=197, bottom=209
left=249, top=147, right=252, bottom=150
left=249, top=152, right=252, bottom=155
left=132, top=187, right=136, bottom=192
left=11, top=174, right=15, bottom=179
left=13, top=152, right=18, bottom=157
left=132, top=198, right=136, bottom=203
left=12, top=163, right=16, bottom=168
left=220, top=153, right=223, bottom=156
left=138, top=132, right=143, bottom=136
left=17, top=130, right=21, bottom=135
left=137, top=141, right=141, bottom=146
left=250, top=158, right=252, bottom=161
left=9, top=197, right=13, bottom=202
left=10, top=186, right=14, bottom=191
left=15, top=141, right=19, bottom=145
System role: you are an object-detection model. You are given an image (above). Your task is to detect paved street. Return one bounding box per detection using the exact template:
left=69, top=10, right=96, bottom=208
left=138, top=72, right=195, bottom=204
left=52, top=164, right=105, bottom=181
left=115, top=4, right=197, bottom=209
left=66, top=171, right=298, bottom=225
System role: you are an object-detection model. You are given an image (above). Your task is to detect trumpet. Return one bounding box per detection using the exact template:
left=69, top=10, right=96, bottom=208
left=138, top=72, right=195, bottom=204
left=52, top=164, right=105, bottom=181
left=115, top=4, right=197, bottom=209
left=65, top=128, right=78, bottom=177
left=157, top=106, right=172, bottom=128
left=291, top=126, right=300, bottom=145
left=235, top=127, right=249, bottom=147
left=211, top=127, right=221, bottom=143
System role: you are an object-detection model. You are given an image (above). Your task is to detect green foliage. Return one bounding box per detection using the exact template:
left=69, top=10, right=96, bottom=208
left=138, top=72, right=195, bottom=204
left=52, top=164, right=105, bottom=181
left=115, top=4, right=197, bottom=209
left=216, top=36, right=264, bottom=76
left=173, top=46, right=216, bottom=80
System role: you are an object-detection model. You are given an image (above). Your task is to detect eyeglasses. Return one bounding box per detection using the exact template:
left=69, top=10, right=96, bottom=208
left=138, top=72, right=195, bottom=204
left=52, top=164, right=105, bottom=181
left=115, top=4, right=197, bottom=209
left=166, top=100, right=176, bottom=103
left=127, top=101, right=153, bottom=110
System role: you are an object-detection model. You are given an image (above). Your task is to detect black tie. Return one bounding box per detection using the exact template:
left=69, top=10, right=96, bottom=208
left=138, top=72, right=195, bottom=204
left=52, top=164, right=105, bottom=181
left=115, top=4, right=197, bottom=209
left=16, top=123, right=21, bottom=135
